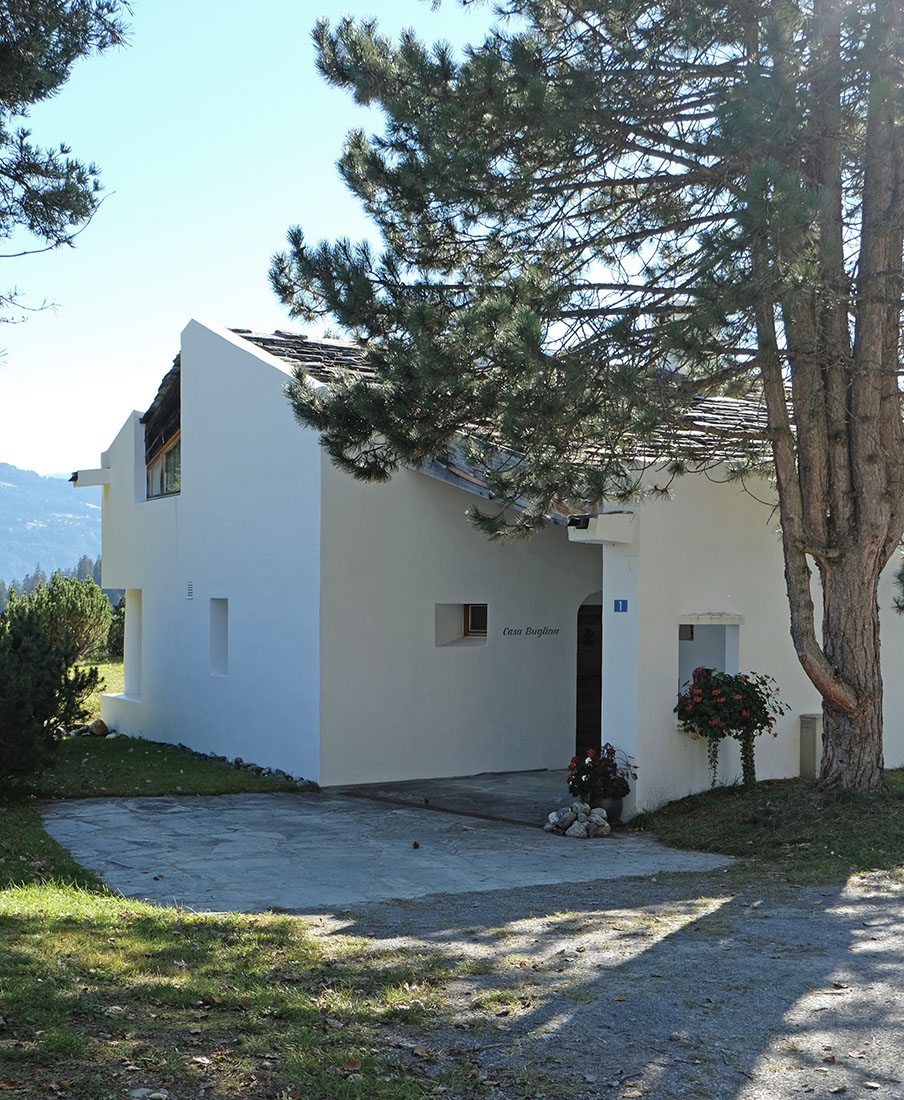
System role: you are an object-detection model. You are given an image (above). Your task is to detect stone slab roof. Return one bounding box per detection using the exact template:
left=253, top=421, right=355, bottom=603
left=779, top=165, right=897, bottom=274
left=642, top=394, right=770, bottom=464
left=232, top=329, right=771, bottom=458
left=231, top=328, right=374, bottom=382
left=135, top=326, right=771, bottom=525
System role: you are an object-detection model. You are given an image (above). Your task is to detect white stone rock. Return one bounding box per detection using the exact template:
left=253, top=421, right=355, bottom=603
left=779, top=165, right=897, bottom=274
left=565, top=821, right=589, bottom=838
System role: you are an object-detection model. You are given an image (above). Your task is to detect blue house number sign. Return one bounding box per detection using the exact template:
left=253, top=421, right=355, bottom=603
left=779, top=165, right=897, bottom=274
left=613, top=599, right=628, bottom=613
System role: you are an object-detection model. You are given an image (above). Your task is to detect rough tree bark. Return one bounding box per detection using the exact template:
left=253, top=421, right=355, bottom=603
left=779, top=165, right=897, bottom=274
left=768, top=0, right=904, bottom=790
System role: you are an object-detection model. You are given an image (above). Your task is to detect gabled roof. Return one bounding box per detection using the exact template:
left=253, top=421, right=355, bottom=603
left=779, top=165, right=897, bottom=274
left=228, top=327, right=772, bottom=518
left=231, top=328, right=770, bottom=455
left=134, top=324, right=770, bottom=524
left=231, top=328, right=373, bottom=382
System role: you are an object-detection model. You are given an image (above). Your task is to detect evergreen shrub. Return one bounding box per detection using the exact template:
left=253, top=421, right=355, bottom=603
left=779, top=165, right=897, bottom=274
left=0, top=589, right=100, bottom=786
left=32, top=574, right=112, bottom=662
left=107, top=595, right=125, bottom=658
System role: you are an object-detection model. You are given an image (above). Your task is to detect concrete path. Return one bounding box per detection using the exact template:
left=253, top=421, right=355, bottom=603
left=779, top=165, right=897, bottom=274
left=40, top=772, right=730, bottom=912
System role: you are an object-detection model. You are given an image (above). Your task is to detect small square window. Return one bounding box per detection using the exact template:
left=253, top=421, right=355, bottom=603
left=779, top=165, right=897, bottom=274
left=435, top=603, right=488, bottom=646
left=464, top=603, right=488, bottom=636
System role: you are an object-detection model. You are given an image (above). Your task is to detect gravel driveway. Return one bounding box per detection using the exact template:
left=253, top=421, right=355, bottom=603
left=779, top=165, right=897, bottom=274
left=312, top=868, right=904, bottom=1100
left=39, top=779, right=904, bottom=1099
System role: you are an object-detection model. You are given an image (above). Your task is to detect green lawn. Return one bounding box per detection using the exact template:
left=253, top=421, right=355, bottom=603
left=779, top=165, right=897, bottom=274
left=25, top=737, right=302, bottom=799
left=0, top=850, right=457, bottom=1100
left=630, top=768, right=904, bottom=882
left=77, top=658, right=124, bottom=721
left=1, top=737, right=458, bottom=1100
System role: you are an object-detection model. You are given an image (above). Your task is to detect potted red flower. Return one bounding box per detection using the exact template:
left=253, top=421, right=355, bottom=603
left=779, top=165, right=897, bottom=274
left=567, top=742, right=637, bottom=822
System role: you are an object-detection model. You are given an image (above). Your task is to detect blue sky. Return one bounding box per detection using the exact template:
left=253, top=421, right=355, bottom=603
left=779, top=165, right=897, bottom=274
left=2, top=0, right=492, bottom=474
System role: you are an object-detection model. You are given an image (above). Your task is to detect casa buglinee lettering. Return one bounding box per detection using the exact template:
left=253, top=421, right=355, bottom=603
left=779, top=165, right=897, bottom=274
left=501, top=626, right=560, bottom=637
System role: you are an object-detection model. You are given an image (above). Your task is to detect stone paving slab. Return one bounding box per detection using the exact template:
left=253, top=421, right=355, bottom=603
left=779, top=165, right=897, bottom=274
left=40, top=788, right=731, bottom=912
left=332, top=768, right=579, bottom=825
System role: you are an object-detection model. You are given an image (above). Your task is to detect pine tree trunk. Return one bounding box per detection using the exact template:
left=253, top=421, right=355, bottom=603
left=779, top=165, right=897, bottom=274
left=819, top=564, right=885, bottom=791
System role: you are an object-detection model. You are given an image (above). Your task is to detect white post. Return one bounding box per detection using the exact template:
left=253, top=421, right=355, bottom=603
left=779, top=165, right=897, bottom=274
left=600, top=539, right=640, bottom=814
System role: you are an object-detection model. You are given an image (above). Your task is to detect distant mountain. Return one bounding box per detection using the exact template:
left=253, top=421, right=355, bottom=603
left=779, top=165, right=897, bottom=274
left=0, top=463, right=101, bottom=582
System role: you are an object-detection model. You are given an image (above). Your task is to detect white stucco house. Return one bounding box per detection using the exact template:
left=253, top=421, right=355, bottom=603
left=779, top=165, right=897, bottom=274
left=73, top=320, right=904, bottom=810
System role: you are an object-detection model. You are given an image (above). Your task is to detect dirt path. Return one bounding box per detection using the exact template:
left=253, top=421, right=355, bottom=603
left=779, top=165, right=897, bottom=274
left=309, top=868, right=904, bottom=1100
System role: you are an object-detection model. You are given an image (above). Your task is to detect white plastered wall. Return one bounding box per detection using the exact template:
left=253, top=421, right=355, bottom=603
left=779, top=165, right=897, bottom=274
left=876, top=555, right=904, bottom=769
left=94, top=319, right=904, bottom=802
left=317, top=463, right=602, bottom=786
left=600, top=471, right=821, bottom=810
left=614, top=472, right=904, bottom=809
left=100, top=321, right=323, bottom=781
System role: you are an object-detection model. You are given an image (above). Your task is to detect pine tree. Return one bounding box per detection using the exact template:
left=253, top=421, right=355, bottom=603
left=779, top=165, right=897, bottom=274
left=272, top=0, right=904, bottom=792
left=0, top=1, right=128, bottom=317
left=24, top=564, right=48, bottom=595
left=106, top=594, right=124, bottom=658
left=75, top=554, right=94, bottom=582
left=30, top=573, right=111, bottom=662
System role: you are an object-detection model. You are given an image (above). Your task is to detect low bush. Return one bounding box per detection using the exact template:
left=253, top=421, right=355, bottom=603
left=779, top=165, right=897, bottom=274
left=0, top=591, right=99, bottom=787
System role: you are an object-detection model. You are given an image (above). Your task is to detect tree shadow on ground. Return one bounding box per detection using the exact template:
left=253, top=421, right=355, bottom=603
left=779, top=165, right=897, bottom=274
left=323, top=869, right=904, bottom=1099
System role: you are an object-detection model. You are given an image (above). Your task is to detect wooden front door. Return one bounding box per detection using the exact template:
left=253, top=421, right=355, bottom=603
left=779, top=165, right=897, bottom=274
left=575, top=604, right=602, bottom=755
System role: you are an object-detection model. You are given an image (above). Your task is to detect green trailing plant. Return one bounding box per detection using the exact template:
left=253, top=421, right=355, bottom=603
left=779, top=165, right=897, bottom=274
left=567, top=743, right=637, bottom=804
left=0, top=591, right=99, bottom=786
left=675, top=667, right=788, bottom=787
